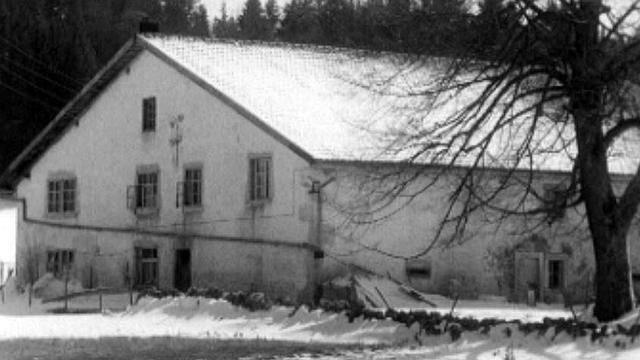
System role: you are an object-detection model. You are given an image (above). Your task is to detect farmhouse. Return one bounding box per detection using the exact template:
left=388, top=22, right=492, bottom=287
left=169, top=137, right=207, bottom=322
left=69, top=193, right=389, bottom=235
left=2, top=34, right=640, bottom=304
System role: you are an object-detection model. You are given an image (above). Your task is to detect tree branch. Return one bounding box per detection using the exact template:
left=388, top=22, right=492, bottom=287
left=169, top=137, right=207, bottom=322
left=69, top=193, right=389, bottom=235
left=603, top=117, right=640, bottom=149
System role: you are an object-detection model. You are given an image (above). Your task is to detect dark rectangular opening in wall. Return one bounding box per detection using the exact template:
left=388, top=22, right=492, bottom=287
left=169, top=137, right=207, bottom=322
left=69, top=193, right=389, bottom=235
left=548, top=259, right=564, bottom=290
left=406, top=259, right=431, bottom=278
left=46, top=249, right=74, bottom=277
left=174, top=249, right=191, bottom=291
left=135, top=247, right=158, bottom=288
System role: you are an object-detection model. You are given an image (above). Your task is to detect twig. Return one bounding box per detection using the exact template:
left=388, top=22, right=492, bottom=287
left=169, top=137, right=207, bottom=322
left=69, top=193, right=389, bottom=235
left=443, top=295, right=460, bottom=331
left=387, top=271, right=436, bottom=307
left=374, top=286, right=392, bottom=309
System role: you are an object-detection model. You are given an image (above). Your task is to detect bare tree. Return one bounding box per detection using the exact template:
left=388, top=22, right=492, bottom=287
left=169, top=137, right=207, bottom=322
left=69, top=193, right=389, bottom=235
left=341, top=0, right=640, bottom=321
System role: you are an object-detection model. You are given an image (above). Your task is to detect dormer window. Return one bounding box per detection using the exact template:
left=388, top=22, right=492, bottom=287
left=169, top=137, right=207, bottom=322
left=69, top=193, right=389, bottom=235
left=142, top=97, right=156, bottom=132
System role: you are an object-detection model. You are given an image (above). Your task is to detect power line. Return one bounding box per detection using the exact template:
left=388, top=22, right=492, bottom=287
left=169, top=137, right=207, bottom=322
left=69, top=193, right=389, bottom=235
left=0, top=56, right=78, bottom=93
left=0, top=79, right=62, bottom=111
left=0, top=35, right=85, bottom=86
left=0, top=63, right=70, bottom=104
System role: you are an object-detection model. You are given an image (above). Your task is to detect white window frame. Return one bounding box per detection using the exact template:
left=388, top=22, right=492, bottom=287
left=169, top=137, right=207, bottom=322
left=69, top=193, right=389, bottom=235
left=135, top=247, right=159, bottom=288
left=135, top=166, right=160, bottom=212
left=183, top=166, right=203, bottom=208
left=142, top=96, right=156, bottom=132
left=46, top=175, right=77, bottom=217
left=46, top=249, right=75, bottom=277
left=248, top=155, right=273, bottom=204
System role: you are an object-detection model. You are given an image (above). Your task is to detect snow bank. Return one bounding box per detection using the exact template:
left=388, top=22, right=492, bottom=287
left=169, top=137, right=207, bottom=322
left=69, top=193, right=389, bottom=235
left=2, top=275, right=19, bottom=298
left=32, top=273, right=83, bottom=299
left=2, top=294, right=640, bottom=359
left=123, top=296, right=417, bottom=345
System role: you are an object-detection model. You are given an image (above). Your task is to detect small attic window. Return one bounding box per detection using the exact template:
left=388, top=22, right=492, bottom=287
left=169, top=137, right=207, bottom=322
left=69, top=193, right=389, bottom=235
left=249, top=155, right=272, bottom=203
left=142, top=97, right=156, bottom=132
left=406, top=258, right=431, bottom=278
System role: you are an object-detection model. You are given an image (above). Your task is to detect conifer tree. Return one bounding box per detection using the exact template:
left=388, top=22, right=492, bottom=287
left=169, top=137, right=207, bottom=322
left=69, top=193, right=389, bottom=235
left=191, top=4, right=210, bottom=36
left=265, top=0, right=279, bottom=39
left=238, top=0, right=268, bottom=40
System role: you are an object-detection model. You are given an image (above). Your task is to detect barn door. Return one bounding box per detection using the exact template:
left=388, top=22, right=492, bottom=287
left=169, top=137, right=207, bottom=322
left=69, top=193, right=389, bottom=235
left=174, top=249, right=191, bottom=292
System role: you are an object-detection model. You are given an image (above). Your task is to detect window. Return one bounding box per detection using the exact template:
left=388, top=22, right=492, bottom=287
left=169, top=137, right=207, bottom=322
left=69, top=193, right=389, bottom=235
left=548, top=259, right=565, bottom=290
left=543, top=184, right=566, bottom=221
left=406, top=259, right=431, bottom=278
left=249, top=156, right=272, bottom=202
left=183, top=167, right=202, bottom=207
left=136, top=170, right=159, bottom=209
left=135, top=247, right=158, bottom=287
left=47, top=178, right=76, bottom=215
left=46, top=249, right=74, bottom=277
left=142, top=97, right=156, bottom=132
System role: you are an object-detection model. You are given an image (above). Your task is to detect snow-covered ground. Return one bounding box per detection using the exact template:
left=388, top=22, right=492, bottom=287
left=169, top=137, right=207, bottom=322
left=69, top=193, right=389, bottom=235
left=0, top=277, right=639, bottom=359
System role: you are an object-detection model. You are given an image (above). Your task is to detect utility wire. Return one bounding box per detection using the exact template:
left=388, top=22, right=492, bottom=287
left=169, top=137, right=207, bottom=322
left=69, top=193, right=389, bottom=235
left=0, top=35, right=84, bottom=86
left=0, top=63, right=70, bottom=104
left=0, top=56, right=78, bottom=93
left=0, top=79, right=62, bottom=111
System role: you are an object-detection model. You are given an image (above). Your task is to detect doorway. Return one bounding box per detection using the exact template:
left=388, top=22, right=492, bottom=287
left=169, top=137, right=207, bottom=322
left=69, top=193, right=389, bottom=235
left=174, top=249, right=191, bottom=291
left=514, top=252, right=542, bottom=303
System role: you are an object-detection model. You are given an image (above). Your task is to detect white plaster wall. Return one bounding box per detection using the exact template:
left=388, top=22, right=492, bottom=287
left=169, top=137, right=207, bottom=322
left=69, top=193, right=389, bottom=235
left=16, top=50, right=313, bottom=244
left=16, top=220, right=311, bottom=300
left=318, top=164, right=640, bottom=302
left=0, top=199, right=17, bottom=277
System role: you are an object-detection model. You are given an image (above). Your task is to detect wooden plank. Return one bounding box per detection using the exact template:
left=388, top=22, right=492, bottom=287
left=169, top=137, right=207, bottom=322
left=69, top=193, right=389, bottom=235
left=41, top=287, right=130, bottom=303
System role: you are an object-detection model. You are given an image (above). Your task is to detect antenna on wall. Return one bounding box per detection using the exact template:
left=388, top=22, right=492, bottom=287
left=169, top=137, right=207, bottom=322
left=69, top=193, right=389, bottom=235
left=170, top=114, right=184, bottom=167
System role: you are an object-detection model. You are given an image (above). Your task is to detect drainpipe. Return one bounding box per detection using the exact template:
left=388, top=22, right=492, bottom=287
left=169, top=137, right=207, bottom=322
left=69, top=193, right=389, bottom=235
left=309, top=176, right=335, bottom=304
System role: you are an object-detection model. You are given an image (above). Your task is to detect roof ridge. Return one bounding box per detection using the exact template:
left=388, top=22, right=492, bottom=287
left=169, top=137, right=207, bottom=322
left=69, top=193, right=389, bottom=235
left=138, top=33, right=429, bottom=61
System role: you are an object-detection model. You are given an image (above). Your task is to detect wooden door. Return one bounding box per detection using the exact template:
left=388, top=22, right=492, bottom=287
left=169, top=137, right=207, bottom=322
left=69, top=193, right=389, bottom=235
left=174, top=249, right=191, bottom=291
left=515, top=252, right=542, bottom=303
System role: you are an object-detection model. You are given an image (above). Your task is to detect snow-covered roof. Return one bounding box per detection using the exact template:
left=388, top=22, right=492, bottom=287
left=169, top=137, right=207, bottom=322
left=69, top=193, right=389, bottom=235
left=3, top=34, right=639, bottom=187
left=141, top=35, right=640, bottom=175
left=143, top=35, right=427, bottom=162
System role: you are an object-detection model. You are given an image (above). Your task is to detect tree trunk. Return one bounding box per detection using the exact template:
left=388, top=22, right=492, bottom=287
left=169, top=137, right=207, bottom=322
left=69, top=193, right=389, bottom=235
left=591, top=227, right=634, bottom=321
left=574, top=116, right=635, bottom=321
left=570, top=0, right=635, bottom=322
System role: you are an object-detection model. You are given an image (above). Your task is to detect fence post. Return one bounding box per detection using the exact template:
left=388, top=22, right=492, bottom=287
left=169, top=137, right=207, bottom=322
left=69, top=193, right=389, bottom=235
left=127, top=261, right=133, bottom=306
left=64, top=267, right=69, bottom=312
left=89, top=265, right=93, bottom=290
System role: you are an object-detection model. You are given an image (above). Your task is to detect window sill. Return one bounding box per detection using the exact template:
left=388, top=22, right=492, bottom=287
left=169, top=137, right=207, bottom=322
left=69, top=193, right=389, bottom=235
left=134, top=207, right=160, bottom=217
left=46, top=211, right=78, bottom=219
left=141, top=131, right=156, bottom=141
left=182, top=205, right=203, bottom=213
left=248, top=199, right=272, bottom=208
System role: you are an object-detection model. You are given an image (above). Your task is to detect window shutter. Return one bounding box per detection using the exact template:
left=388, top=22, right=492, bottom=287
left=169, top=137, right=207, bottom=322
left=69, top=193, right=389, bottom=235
left=126, top=185, right=137, bottom=211
left=176, top=181, right=184, bottom=208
